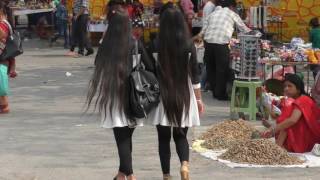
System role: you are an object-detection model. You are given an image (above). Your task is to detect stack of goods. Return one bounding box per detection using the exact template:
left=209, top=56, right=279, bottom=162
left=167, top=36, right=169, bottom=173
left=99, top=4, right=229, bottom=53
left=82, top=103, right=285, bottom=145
left=260, top=37, right=320, bottom=64
left=305, top=49, right=320, bottom=64
left=200, top=120, right=259, bottom=150
left=219, top=139, right=304, bottom=165
left=248, top=6, right=268, bottom=30
left=238, top=32, right=262, bottom=80
left=9, top=0, right=53, bottom=10
left=29, top=0, right=52, bottom=9
left=141, top=6, right=159, bottom=29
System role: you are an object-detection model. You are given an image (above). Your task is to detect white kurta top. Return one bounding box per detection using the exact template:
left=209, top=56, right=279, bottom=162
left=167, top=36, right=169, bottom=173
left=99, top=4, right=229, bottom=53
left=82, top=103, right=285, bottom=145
left=148, top=79, right=201, bottom=127
left=101, top=80, right=200, bottom=128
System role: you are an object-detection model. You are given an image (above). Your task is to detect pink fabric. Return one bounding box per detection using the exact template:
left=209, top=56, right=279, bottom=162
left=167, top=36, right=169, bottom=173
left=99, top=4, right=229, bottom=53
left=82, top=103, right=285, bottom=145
left=0, top=21, right=9, bottom=55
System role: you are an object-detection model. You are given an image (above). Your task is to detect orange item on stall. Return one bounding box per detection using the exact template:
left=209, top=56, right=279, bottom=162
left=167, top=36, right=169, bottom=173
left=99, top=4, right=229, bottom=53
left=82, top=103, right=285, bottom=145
left=315, top=50, right=320, bottom=63
left=305, top=50, right=318, bottom=64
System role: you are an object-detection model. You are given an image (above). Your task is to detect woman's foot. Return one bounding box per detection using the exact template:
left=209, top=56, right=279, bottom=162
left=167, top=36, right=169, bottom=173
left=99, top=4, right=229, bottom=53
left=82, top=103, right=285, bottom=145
left=127, top=175, right=136, bottom=180
left=113, top=172, right=136, bottom=180
left=180, top=161, right=189, bottom=180
left=0, top=104, right=9, bottom=114
left=163, top=174, right=171, bottom=180
left=65, top=51, right=77, bottom=57
left=113, top=172, right=126, bottom=180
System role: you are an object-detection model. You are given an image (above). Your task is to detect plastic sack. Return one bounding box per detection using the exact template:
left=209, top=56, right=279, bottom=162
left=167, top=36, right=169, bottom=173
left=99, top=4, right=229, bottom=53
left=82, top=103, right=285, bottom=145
left=312, top=144, right=320, bottom=156
left=290, top=37, right=304, bottom=48
left=261, top=92, right=282, bottom=116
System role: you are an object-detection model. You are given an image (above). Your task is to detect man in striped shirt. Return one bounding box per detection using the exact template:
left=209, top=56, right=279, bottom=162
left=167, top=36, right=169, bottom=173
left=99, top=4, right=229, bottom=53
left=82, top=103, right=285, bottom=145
left=72, top=0, right=94, bottom=57
left=196, top=0, right=250, bottom=100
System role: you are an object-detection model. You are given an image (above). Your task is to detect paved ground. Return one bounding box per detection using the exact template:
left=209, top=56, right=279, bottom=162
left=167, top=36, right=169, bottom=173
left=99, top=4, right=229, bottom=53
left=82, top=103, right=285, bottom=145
left=0, top=39, right=319, bottom=180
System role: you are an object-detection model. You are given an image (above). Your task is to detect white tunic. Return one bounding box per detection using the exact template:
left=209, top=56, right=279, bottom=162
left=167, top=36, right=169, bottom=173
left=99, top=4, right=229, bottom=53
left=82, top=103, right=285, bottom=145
left=148, top=80, right=201, bottom=127
left=101, top=102, right=144, bottom=128
left=101, top=80, right=200, bottom=128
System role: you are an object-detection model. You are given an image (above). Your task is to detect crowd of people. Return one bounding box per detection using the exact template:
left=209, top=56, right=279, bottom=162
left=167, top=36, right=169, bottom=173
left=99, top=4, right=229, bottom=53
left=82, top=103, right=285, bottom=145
left=1, top=0, right=320, bottom=179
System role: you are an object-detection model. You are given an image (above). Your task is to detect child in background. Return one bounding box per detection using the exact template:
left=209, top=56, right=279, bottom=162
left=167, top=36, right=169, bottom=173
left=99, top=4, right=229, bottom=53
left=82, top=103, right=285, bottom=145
left=50, top=0, right=69, bottom=48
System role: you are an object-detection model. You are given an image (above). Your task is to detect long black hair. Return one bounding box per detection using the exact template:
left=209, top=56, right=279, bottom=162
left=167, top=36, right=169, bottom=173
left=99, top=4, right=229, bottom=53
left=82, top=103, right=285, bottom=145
left=86, top=6, right=131, bottom=118
left=158, top=5, right=192, bottom=127
left=284, top=73, right=307, bottom=95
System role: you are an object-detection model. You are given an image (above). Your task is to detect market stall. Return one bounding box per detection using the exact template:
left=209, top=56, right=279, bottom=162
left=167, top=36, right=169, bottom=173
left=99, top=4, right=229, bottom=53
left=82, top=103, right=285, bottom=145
left=9, top=0, right=56, bottom=39
left=191, top=120, right=320, bottom=168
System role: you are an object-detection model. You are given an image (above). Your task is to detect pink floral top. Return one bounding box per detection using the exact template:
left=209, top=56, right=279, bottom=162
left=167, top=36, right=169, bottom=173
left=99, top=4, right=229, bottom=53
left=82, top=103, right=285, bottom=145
left=0, top=21, right=9, bottom=56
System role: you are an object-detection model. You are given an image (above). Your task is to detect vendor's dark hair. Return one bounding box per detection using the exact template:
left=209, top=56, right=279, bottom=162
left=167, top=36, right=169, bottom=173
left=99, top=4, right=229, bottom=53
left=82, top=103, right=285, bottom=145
left=309, top=17, right=320, bottom=28
left=86, top=6, right=131, bottom=119
left=158, top=5, right=191, bottom=127
left=284, top=73, right=307, bottom=95
left=216, top=0, right=236, bottom=7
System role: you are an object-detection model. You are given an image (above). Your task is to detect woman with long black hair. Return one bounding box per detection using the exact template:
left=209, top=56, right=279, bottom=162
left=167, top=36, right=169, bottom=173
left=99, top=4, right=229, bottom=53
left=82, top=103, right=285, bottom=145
left=86, top=6, right=151, bottom=180
left=149, top=4, right=204, bottom=180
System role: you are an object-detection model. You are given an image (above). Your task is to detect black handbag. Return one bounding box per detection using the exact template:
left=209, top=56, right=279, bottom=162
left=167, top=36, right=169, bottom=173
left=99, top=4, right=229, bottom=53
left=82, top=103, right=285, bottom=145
left=0, top=21, right=23, bottom=61
left=128, top=40, right=160, bottom=119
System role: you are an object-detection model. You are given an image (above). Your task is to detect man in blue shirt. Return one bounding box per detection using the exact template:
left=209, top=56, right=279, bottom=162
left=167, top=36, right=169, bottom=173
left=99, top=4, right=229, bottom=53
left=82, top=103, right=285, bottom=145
left=50, top=0, right=69, bottom=48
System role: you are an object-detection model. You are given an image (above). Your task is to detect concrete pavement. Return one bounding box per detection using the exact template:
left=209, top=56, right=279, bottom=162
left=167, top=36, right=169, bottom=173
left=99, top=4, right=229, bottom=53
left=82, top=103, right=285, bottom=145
left=0, top=39, right=319, bottom=180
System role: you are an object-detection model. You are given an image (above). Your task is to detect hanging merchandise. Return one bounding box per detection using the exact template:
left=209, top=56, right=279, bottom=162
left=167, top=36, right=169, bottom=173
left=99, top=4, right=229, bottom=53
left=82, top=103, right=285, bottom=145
left=238, top=31, right=262, bottom=81
left=248, top=6, right=268, bottom=31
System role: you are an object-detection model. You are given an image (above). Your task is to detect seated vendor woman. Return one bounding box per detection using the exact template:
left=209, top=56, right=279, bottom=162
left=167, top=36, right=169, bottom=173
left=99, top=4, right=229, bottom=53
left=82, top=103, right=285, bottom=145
left=262, top=74, right=320, bottom=153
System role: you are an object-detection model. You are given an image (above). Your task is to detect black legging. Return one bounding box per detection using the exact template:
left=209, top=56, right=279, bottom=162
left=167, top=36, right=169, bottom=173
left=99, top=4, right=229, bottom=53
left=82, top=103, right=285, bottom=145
left=113, top=127, right=135, bottom=176
left=156, top=125, right=189, bottom=175
left=74, top=14, right=93, bottom=54
left=204, top=42, right=230, bottom=99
